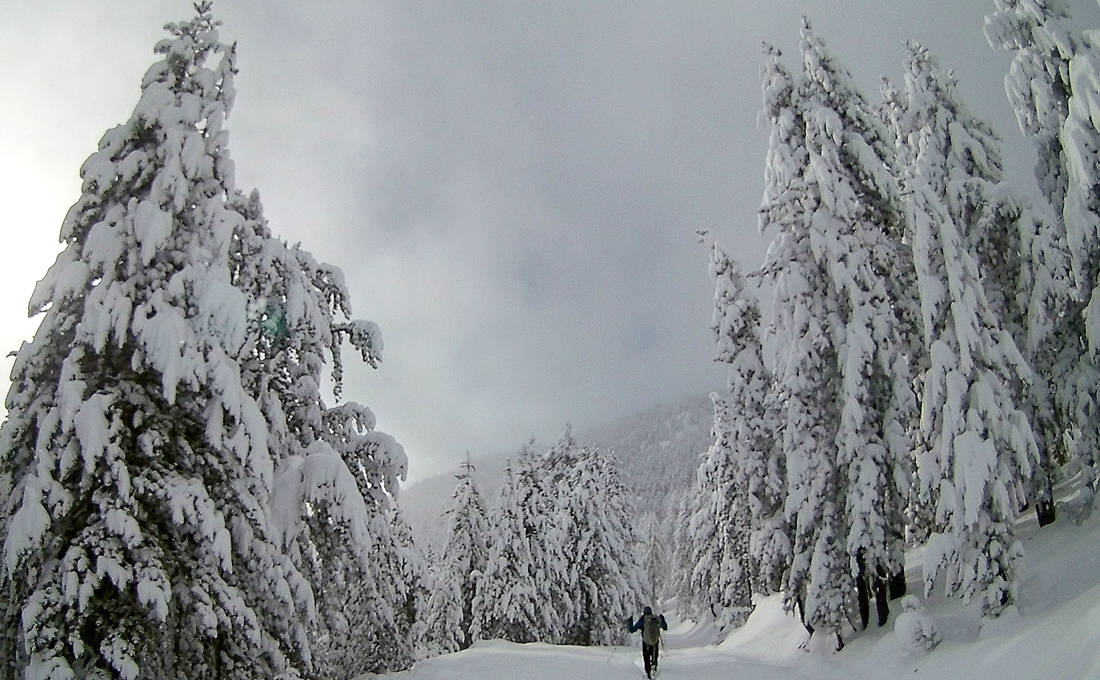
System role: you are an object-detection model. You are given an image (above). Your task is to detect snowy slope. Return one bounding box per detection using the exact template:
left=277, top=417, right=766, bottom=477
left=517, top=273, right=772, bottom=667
left=358, top=497, right=1100, bottom=680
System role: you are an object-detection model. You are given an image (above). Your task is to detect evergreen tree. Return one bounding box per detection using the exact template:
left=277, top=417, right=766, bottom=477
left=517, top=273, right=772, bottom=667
left=538, top=427, right=585, bottom=643
left=890, top=41, right=1039, bottom=615
left=638, top=511, right=669, bottom=606
left=555, top=443, right=645, bottom=646
left=470, top=448, right=551, bottom=643
left=751, top=45, right=798, bottom=599
left=272, top=404, right=415, bottom=679
left=425, top=456, right=490, bottom=653
left=706, top=236, right=775, bottom=625
left=0, top=6, right=412, bottom=678
left=758, top=23, right=916, bottom=644
left=231, top=183, right=412, bottom=678
left=987, top=0, right=1100, bottom=516
left=0, top=6, right=312, bottom=678
left=888, top=42, right=1065, bottom=532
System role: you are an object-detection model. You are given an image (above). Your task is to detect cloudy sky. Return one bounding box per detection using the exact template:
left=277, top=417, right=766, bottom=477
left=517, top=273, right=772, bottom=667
left=3, top=1, right=1098, bottom=482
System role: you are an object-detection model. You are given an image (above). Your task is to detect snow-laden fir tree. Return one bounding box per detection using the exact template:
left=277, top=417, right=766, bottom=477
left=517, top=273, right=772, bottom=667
left=231, top=184, right=413, bottom=677
left=272, top=403, right=415, bottom=678
left=889, top=41, right=1040, bottom=616
left=750, top=45, right=799, bottom=600
left=538, top=427, right=586, bottom=643
left=758, top=39, right=845, bottom=641
left=758, top=23, right=916, bottom=644
left=0, top=6, right=412, bottom=678
left=638, top=511, right=670, bottom=606
left=886, top=43, right=1067, bottom=531
left=986, top=0, right=1100, bottom=517
left=680, top=237, right=768, bottom=630
left=470, top=447, right=552, bottom=643
left=425, top=456, right=489, bottom=653
left=551, top=438, right=646, bottom=646
left=0, top=7, right=314, bottom=678
left=710, top=237, right=776, bottom=622
left=682, top=393, right=754, bottom=630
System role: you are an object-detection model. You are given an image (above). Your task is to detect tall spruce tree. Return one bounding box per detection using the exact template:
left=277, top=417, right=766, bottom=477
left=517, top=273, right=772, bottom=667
left=470, top=448, right=551, bottom=643
left=889, top=42, right=1039, bottom=616
left=889, top=42, right=1064, bottom=533
left=555, top=442, right=645, bottom=645
left=759, top=38, right=846, bottom=642
left=752, top=45, right=798, bottom=600
left=425, top=456, right=489, bottom=653
left=0, top=6, right=313, bottom=678
left=709, top=238, right=776, bottom=614
left=986, top=0, right=1100, bottom=516
left=758, top=23, right=916, bottom=645
left=538, top=427, right=585, bottom=643
left=231, top=184, right=412, bottom=678
left=682, top=236, right=770, bottom=630
left=0, top=6, right=410, bottom=678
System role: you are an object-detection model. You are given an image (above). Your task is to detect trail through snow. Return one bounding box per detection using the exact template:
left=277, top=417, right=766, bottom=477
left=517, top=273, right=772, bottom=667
left=362, top=490, right=1100, bottom=680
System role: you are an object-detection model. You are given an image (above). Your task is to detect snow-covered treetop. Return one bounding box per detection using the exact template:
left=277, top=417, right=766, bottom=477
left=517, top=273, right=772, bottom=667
left=985, top=0, right=1083, bottom=73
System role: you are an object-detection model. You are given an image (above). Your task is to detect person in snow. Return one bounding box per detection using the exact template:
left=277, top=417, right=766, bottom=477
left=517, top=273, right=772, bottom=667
left=628, top=606, right=667, bottom=678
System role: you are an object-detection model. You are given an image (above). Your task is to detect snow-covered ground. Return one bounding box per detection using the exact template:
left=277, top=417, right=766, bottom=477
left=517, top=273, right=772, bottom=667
left=361, top=497, right=1100, bottom=680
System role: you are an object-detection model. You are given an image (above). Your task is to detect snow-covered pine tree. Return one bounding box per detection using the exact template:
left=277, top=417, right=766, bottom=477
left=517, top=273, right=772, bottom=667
left=681, top=406, right=727, bottom=624
left=888, top=43, right=1067, bottom=532
left=230, top=184, right=414, bottom=677
left=803, top=20, right=917, bottom=635
left=751, top=45, right=800, bottom=600
left=0, top=6, right=313, bottom=678
left=683, top=393, right=754, bottom=631
left=638, top=511, right=669, bottom=606
left=470, top=447, right=550, bottom=643
left=890, top=41, right=1040, bottom=616
left=986, top=0, right=1100, bottom=518
left=538, top=427, right=585, bottom=643
left=425, top=455, right=490, bottom=653
left=700, top=236, right=774, bottom=627
left=759, top=23, right=917, bottom=644
left=554, top=442, right=646, bottom=646
left=758, top=39, right=845, bottom=642
left=668, top=491, right=696, bottom=613
left=273, top=403, right=415, bottom=678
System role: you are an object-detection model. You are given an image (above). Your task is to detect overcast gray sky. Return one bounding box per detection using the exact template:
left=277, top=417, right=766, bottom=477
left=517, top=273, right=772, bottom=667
left=3, top=1, right=1098, bottom=482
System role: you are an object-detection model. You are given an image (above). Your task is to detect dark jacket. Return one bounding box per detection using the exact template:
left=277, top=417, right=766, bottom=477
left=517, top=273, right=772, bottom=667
left=630, top=612, right=667, bottom=642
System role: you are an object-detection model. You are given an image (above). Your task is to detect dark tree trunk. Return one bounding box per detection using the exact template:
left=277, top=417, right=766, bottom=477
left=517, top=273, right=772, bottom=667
left=855, top=555, right=870, bottom=630
left=889, top=569, right=907, bottom=600
left=874, top=573, right=890, bottom=627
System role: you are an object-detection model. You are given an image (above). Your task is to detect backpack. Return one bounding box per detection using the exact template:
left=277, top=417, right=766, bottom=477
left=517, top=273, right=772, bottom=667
left=642, top=613, right=661, bottom=645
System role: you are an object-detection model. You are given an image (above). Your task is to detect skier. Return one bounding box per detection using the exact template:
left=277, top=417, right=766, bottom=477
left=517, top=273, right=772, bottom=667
left=628, top=606, right=667, bottom=678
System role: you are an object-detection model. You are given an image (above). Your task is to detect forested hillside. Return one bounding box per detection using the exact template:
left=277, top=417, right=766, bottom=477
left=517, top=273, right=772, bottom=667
left=403, top=393, right=714, bottom=554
